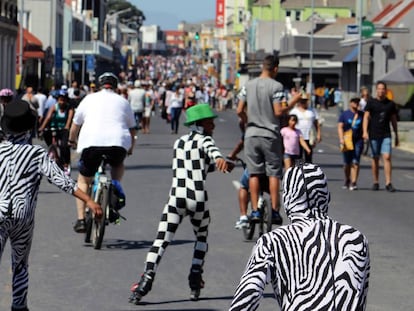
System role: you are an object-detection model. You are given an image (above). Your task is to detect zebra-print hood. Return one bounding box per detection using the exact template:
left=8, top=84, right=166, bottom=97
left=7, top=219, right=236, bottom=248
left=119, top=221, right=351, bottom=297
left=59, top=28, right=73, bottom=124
left=282, top=163, right=330, bottom=222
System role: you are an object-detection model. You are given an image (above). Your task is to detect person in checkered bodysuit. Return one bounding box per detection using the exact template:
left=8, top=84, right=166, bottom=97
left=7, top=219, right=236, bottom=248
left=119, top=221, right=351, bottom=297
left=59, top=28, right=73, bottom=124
left=130, top=104, right=230, bottom=303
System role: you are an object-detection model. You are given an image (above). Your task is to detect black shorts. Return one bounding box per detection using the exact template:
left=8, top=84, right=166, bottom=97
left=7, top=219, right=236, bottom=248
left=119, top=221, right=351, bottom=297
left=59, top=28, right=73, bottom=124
left=78, top=146, right=127, bottom=177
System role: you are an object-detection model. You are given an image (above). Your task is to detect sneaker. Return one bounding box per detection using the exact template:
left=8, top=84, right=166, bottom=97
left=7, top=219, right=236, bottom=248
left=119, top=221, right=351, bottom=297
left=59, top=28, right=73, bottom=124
left=271, top=210, right=283, bottom=225
left=372, top=183, right=380, bottom=191
left=349, top=183, right=358, bottom=191
left=73, top=219, right=86, bottom=233
left=342, top=180, right=350, bottom=189
left=235, top=216, right=249, bottom=229
left=129, top=270, right=155, bottom=304
left=385, top=183, right=396, bottom=192
left=188, top=268, right=205, bottom=301
left=250, top=210, right=261, bottom=221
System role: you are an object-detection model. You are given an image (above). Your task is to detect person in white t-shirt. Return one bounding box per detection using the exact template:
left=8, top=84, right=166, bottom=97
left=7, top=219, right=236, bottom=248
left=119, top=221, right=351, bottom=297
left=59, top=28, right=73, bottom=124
left=290, top=93, right=321, bottom=163
left=128, top=80, right=146, bottom=130
left=68, top=72, right=136, bottom=233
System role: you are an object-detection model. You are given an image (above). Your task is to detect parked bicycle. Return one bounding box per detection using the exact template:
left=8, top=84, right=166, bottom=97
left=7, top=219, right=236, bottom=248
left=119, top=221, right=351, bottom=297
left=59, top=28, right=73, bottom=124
left=84, top=155, right=126, bottom=249
left=230, top=158, right=273, bottom=241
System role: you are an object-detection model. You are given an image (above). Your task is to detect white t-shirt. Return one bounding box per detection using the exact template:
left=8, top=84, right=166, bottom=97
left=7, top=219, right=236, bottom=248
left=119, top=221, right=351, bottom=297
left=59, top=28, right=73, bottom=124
left=73, top=89, right=136, bottom=153
left=34, top=93, right=47, bottom=117
left=128, top=88, right=146, bottom=112
left=290, top=107, right=319, bottom=140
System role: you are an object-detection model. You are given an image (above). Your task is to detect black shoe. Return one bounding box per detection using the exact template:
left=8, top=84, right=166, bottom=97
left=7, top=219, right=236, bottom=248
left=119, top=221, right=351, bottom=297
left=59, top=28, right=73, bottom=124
left=129, top=270, right=155, bottom=304
left=385, top=183, right=396, bottom=192
left=188, top=268, right=205, bottom=301
left=73, top=219, right=86, bottom=233
left=271, top=210, right=283, bottom=225
left=372, top=183, right=379, bottom=191
left=11, top=307, right=29, bottom=311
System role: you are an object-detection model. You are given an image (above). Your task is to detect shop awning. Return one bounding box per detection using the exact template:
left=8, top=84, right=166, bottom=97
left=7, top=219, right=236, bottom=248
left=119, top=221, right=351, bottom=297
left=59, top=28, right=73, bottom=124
left=331, top=46, right=358, bottom=63
left=16, top=27, right=45, bottom=60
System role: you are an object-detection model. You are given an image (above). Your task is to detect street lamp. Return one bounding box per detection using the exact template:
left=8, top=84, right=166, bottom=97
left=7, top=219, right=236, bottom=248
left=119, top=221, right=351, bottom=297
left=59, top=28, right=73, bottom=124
left=104, top=7, right=133, bottom=45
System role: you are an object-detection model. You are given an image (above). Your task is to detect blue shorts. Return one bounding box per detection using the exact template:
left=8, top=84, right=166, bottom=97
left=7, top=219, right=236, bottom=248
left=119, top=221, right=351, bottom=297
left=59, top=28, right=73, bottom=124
left=370, top=137, right=392, bottom=158
left=240, top=168, right=249, bottom=189
left=342, top=140, right=363, bottom=165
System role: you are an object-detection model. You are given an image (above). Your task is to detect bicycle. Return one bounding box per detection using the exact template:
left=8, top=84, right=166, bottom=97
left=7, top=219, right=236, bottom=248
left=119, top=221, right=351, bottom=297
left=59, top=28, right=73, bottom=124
left=42, top=127, right=71, bottom=175
left=231, top=158, right=273, bottom=241
left=84, top=155, right=125, bottom=249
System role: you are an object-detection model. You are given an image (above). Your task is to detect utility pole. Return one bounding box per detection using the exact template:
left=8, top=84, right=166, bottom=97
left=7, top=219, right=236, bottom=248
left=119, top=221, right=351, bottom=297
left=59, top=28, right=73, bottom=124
left=356, top=0, right=363, bottom=94
left=309, top=0, right=315, bottom=107
left=19, top=0, right=24, bottom=81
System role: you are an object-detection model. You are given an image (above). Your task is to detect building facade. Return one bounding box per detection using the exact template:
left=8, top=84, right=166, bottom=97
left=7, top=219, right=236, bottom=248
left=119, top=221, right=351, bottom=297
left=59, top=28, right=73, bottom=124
left=0, top=0, right=18, bottom=90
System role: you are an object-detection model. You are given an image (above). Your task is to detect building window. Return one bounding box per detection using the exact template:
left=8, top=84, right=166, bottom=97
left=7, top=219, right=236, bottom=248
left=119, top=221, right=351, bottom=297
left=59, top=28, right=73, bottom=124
left=295, top=11, right=301, bottom=21
left=286, top=10, right=291, bottom=17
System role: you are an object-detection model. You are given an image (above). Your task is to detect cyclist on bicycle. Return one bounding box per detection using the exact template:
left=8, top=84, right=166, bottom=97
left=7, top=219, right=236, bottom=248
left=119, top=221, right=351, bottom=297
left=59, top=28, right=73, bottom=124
left=68, top=72, right=136, bottom=233
left=38, top=89, right=74, bottom=175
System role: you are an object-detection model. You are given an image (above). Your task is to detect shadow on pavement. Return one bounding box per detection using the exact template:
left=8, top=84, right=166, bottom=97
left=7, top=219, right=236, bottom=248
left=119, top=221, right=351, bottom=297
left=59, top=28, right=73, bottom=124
left=99, top=239, right=194, bottom=250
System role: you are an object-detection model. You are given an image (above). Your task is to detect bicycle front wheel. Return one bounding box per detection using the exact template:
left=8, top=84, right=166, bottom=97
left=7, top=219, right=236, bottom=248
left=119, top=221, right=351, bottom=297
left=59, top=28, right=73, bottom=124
left=91, top=186, right=109, bottom=249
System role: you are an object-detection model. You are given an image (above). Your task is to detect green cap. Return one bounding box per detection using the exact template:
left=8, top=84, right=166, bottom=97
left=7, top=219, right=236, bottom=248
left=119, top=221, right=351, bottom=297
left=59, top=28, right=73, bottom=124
left=184, top=103, right=217, bottom=126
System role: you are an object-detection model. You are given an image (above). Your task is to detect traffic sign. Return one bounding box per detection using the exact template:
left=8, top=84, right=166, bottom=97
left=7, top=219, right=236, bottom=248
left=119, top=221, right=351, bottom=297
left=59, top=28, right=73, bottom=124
left=346, top=24, right=359, bottom=35
left=86, top=55, right=95, bottom=72
left=361, top=20, right=375, bottom=38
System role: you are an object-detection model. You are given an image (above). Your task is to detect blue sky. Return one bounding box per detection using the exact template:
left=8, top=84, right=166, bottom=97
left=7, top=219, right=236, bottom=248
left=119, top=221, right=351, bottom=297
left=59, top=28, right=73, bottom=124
left=131, top=0, right=216, bottom=30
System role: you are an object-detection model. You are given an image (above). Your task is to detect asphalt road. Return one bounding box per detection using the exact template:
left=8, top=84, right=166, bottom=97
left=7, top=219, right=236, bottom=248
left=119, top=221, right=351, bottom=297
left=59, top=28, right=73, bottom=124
left=1, top=108, right=413, bottom=311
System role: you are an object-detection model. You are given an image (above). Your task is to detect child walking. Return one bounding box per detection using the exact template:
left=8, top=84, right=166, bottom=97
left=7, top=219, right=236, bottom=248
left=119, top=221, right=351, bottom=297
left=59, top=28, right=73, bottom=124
left=280, top=114, right=311, bottom=169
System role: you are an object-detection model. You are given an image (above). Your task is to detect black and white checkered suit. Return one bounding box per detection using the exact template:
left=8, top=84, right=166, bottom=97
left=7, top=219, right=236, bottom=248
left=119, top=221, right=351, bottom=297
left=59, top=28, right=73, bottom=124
left=144, top=130, right=223, bottom=273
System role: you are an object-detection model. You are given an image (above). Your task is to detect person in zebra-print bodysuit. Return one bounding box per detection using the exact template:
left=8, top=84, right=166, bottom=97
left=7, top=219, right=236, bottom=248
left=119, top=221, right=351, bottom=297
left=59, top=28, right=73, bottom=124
left=0, top=100, right=102, bottom=311
left=230, top=163, right=370, bottom=311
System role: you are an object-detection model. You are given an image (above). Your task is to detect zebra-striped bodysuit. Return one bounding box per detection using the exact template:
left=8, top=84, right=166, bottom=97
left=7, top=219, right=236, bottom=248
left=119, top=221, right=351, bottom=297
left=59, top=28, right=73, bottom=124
left=230, top=163, right=370, bottom=311
left=0, top=141, right=77, bottom=310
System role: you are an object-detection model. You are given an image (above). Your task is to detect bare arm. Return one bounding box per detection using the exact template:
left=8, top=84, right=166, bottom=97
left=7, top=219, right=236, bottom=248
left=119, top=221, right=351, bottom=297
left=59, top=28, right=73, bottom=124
left=299, top=136, right=311, bottom=154
left=237, top=99, right=247, bottom=125
left=68, top=122, right=81, bottom=145
left=73, top=188, right=102, bottom=218
left=38, top=105, right=56, bottom=131
left=390, top=113, right=399, bottom=147
left=337, top=122, right=345, bottom=145
left=128, top=128, right=137, bottom=155
left=65, top=108, right=74, bottom=130
left=273, top=92, right=301, bottom=117
left=362, top=110, right=370, bottom=140
left=314, top=119, right=322, bottom=143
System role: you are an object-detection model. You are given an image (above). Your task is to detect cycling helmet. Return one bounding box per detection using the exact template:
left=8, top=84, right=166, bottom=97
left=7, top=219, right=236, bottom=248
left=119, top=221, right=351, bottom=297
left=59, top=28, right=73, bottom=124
left=98, top=72, right=118, bottom=89
left=57, top=89, right=68, bottom=99
left=0, top=88, right=14, bottom=97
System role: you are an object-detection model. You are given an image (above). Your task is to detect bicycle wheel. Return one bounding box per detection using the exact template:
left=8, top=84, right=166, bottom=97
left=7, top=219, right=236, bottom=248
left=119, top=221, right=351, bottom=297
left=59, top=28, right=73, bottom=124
left=91, top=186, right=109, bottom=249
left=263, top=197, right=273, bottom=233
left=242, top=201, right=255, bottom=241
left=257, top=196, right=272, bottom=237
left=84, top=208, right=93, bottom=243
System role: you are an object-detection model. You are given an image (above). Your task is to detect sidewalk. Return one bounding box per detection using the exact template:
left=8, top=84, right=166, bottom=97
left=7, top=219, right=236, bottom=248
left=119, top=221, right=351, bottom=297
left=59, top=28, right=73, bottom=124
left=319, top=109, right=414, bottom=154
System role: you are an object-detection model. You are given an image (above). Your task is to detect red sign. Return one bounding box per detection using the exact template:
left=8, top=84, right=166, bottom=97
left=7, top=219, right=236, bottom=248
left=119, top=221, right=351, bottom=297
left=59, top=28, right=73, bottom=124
left=216, top=0, right=225, bottom=28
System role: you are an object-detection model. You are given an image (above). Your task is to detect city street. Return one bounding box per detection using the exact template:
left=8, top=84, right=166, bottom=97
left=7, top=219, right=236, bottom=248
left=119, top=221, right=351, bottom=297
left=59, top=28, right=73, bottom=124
left=1, top=108, right=413, bottom=311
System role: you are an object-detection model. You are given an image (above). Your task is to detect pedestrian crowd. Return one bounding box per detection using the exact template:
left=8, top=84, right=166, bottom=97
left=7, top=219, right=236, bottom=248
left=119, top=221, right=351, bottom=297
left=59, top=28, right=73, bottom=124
left=1, top=51, right=404, bottom=311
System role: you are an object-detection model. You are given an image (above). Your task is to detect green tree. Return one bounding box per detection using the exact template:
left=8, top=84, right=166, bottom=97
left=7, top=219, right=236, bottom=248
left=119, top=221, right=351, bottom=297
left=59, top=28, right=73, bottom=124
left=107, top=0, right=145, bottom=30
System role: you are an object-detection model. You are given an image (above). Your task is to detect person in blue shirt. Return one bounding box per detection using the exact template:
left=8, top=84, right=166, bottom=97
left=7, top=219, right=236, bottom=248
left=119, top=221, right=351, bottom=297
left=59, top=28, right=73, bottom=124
left=337, top=97, right=364, bottom=190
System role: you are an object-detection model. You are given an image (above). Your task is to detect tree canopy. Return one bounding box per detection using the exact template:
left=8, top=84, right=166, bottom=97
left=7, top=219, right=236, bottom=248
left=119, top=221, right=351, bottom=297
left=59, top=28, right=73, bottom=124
left=107, top=0, right=146, bottom=29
